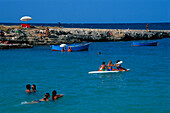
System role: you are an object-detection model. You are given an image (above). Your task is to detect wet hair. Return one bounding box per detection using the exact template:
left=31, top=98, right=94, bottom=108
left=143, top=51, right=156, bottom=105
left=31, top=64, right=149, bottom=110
left=32, top=84, right=36, bottom=91
left=43, top=93, right=50, bottom=101
left=102, top=62, right=105, bottom=64
left=52, top=90, right=57, bottom=100
left=98, top=52, right=101, bottom=55
left=116, top=60, right=120, bottom=63
left=26, top=84, right=31, bottom=90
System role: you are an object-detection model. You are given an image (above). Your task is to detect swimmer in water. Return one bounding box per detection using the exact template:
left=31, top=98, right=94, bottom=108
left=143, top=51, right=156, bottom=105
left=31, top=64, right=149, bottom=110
left=99, top=62, right=107, bottom=71
left=25, top=93, right=50, bottom=104
left=107, top=60, right=115, bottom=71
left=61, top=46, right=66, bottom=52
left=31, top=84, right=36, bottom=92
left=25, top=84, right=31, bottom=93
left=51, top=90, right=64, bottom=100
left=38, top=93, right=50, bottom=102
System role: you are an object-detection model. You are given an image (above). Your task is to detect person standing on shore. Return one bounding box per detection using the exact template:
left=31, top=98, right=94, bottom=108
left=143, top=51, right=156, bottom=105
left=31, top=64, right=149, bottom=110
left=58, top=22, right=61, bottom=27
left=39, top=32, right=43, bottom=40
left=45, top=27, right=50, bottom=36
left=146, top=24, right=149, bottom=32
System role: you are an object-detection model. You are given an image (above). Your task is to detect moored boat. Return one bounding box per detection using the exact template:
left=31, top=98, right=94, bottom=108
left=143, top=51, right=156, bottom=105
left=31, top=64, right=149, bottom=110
left=132, top=41, right=158, bottom=46
left=51, top=42, right=91, bottom=51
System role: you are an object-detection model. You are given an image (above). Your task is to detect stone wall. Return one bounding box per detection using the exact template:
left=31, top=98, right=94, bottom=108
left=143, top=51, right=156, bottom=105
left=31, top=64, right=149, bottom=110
left=0, top=26, right=170, bottom=45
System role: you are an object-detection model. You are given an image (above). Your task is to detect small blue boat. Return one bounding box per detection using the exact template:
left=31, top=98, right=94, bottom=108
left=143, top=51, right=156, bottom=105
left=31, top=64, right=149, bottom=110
left=132, top=41, right=158, bottom=46
left=51, top=42, right=91, bottom=51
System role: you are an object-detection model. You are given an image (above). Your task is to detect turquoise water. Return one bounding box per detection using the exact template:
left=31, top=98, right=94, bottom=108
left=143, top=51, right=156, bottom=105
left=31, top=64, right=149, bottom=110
left=0, top=38, right=169, bottom=113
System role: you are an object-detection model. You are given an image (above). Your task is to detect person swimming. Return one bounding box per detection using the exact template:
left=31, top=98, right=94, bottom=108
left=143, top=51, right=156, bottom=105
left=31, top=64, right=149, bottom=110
left=114, top=60, right=128, bottom=71
left=25, top=84, right=31, bottom=93
left=39, top=93, right=50, bottom=101
left=61, top=46, right=66, bottom=52
left=25, top=93, right=50, bottom=104
left=31, top=84, right=36, bottom=92
left=107, top=60, right=115, bottom=71
left=51, top=90, right=64, bottom=100
left=99, top=62, right=107, bottom=71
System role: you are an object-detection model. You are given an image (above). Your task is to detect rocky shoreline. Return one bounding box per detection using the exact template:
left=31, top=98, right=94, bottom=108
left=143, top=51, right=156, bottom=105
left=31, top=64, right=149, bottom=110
left=0, top=25, right=170, bottom=46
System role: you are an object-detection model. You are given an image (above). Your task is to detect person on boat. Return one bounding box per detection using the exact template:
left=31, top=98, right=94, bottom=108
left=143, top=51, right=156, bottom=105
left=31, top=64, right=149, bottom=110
left=25, top=93, right=50, bottom=104
left=99, top=62, right=107, bottom=71
left=114, top=60, right=128, bottom=71
left=51, top=90, right=64, bottom=100
left=31, top=84, right=36, bottom=92
left=107, top=60, right=115, bottom=71
left=25, top=84, right=31, bottom=93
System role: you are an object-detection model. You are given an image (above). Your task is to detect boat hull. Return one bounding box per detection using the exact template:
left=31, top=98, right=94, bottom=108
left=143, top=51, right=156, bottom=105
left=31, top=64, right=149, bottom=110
left=51, top=42, right=90, bottom=51
left=132, top=41, right=158, bottom=46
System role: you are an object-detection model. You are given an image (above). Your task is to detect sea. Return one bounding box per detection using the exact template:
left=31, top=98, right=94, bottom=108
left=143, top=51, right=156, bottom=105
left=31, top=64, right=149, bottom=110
left=0, top=23, right=169, bottom=113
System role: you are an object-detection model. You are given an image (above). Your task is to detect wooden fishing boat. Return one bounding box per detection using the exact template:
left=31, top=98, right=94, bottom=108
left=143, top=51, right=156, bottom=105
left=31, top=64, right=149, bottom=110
left=51, top=42, right=91, bottom=51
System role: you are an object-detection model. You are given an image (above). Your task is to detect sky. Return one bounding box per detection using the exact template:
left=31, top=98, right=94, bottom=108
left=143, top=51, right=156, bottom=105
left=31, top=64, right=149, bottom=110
left=0, top=0, right=169, bottom=23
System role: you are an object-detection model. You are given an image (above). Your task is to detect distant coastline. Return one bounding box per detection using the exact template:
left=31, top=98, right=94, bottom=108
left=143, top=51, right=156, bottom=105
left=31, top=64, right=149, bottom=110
left=0, top=25, right=170, bottom=47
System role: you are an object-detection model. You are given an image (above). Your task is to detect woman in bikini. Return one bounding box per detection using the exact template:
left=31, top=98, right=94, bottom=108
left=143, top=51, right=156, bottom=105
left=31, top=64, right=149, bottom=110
left=107, top=60, right=115, bottom=71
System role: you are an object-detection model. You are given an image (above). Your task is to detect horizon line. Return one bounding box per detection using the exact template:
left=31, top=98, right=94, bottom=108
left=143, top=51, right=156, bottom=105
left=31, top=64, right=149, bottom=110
left=0, top=22, right=170, bottom=24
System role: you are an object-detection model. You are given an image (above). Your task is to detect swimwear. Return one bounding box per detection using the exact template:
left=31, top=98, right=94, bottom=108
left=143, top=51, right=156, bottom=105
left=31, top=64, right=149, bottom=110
left=107, top=66, right=112, bottom=71
left=101, top=69, right=105, bottom=71
left=116, top=64, right=121, bottom=70
left=108, top=69, right=112, bottom=71
left=100, top=64, right=106, bottom=71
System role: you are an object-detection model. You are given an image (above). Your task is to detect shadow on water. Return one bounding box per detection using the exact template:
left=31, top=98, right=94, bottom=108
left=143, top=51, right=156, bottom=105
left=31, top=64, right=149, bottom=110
left=91, top=72, right=128, bottom=89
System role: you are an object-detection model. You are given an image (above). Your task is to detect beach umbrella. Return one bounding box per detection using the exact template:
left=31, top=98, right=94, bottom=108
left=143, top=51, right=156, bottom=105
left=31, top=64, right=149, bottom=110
left=20, top=16, right=32, bottom=21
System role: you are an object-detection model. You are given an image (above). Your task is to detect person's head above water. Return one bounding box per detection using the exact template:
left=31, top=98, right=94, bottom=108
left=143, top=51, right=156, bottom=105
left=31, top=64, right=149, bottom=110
left=32, top=84, right=36, bottom=92
left=26, top=84, right=31, bottom=90
left=52, top=90, right=57, bottom=96
left=43, top=93, right=50, bottom=101
left=52, top=90, right=57, bottom=100
left=45, top=93, right=50, bottom=98
left=25, top=84, right=31, bottom=93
